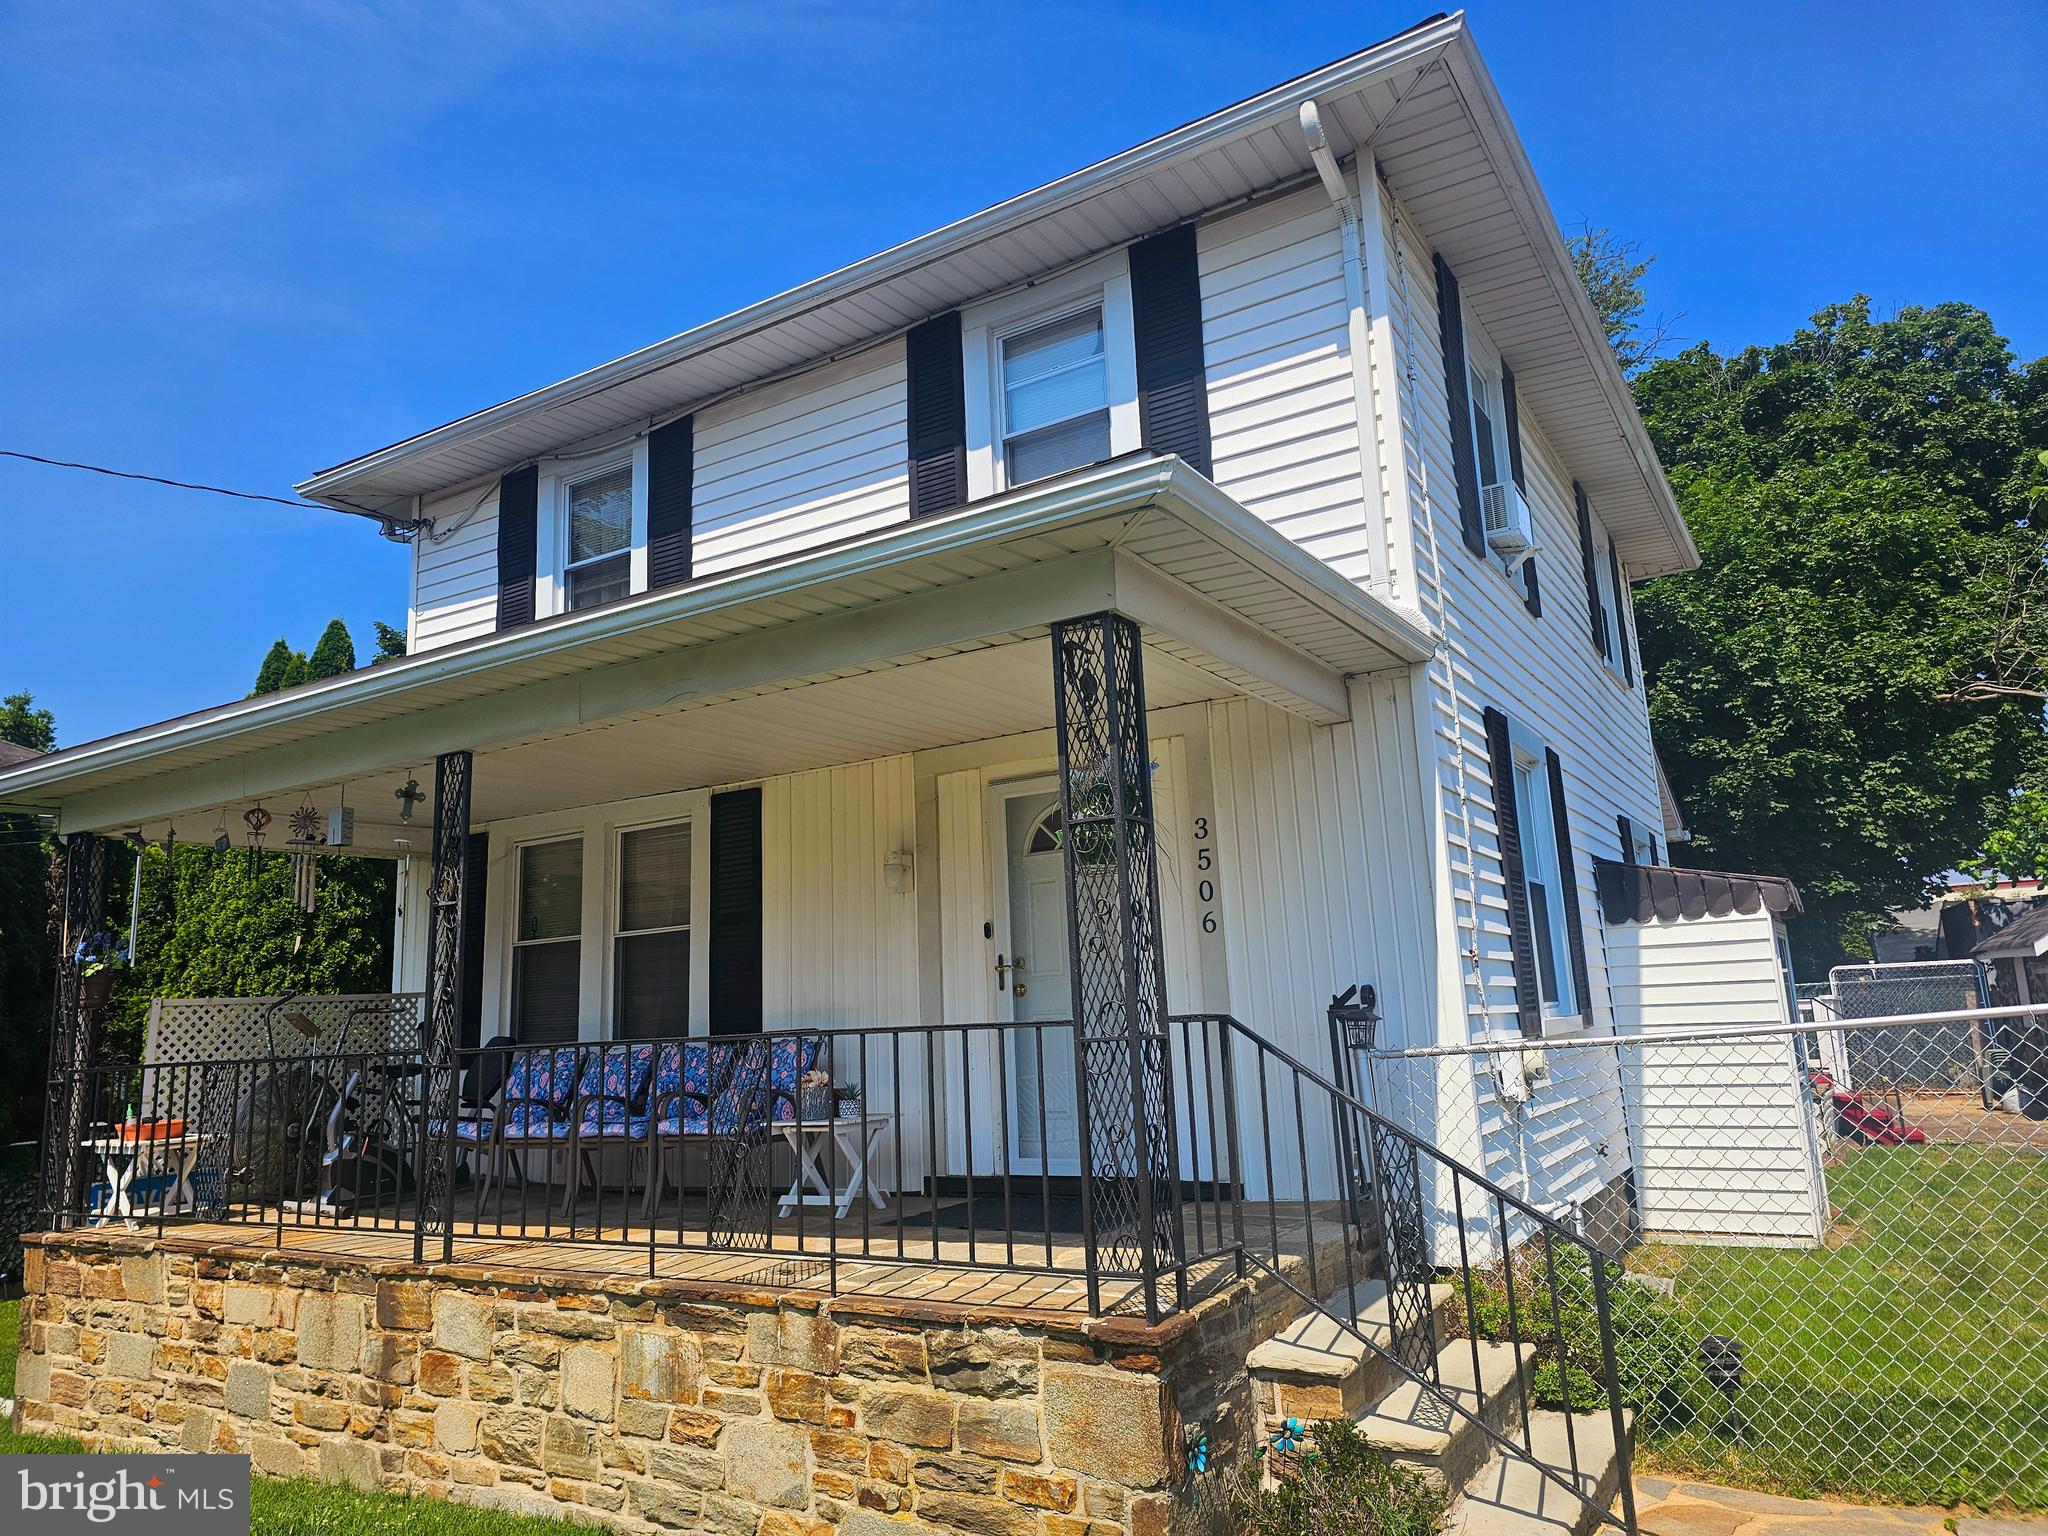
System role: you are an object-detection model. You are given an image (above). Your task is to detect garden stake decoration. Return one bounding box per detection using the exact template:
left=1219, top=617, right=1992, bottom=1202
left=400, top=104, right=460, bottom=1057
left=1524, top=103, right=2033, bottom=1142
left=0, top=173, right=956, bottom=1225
left=1184, top=1426, right=1210, bottom=1478
left=1270, top=1416, right=1305, bottom=1455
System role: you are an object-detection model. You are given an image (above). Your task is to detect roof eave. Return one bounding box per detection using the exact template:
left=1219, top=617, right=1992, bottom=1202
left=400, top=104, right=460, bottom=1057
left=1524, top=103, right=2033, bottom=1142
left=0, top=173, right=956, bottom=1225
left=294, top=14, right=1462, bottom=510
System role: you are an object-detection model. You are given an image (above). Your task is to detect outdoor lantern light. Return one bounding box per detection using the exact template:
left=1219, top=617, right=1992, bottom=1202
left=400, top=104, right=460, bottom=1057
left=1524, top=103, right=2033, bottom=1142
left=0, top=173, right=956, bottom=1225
left=1699, top=1333, right=1745, bottom=1439
left=883, top=850, right=914, bottom=895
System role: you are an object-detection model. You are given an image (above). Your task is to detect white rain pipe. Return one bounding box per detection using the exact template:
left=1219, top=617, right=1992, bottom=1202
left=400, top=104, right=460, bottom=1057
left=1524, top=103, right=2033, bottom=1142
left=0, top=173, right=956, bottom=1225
left=1298, top=99, right=1397, bottom=603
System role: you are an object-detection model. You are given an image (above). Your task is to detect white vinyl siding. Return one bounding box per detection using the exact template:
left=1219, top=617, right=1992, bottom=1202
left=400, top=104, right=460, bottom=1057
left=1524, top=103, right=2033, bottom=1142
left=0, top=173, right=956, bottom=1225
left=407, top=483, right=500, bottom=652
left=1610, top=910, right=1828, bottom=1244
left=691, top=341, right=909, bottom=577
left=1196, top=185, right=1371, bottom=585
left=1383, top=184, right=1664, bottom=1214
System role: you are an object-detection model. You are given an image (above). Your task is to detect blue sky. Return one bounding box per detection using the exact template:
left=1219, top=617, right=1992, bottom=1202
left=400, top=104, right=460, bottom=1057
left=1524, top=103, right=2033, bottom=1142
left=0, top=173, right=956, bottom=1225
left=3, top=0, right=2043, bottom=747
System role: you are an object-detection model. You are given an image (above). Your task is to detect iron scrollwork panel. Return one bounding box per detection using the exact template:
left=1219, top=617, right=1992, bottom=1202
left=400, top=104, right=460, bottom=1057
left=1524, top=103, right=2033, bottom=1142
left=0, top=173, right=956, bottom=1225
left=1051, top=613, right=1183, bottom=1314
left=415, top=750, right=471, bottom=1260
left=44, top=833, right=108, bottom=1225
left=1369, top=1120, right=1438, bottom=1379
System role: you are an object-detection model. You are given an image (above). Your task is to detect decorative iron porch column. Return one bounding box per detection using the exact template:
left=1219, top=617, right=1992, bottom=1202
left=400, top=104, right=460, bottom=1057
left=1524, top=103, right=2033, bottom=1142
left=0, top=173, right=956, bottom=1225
left=43, top=832, right=108, bottom=1228
left=415, top=749, right=472, bottom=1263
left=1050, top=612, right=1185, bottom=1320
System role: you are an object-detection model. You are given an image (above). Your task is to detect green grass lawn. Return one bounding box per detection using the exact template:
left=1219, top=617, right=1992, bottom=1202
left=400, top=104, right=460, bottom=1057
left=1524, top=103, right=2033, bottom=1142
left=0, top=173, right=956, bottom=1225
left=1, top=1292, right=18, bottom=1399
left=1634, top=1144, right=2048, bottom=1508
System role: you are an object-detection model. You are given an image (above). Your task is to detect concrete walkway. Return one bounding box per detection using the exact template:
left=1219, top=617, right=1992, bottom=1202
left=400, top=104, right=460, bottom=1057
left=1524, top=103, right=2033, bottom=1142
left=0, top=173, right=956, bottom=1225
left=1636, top=1477, right=2046, bottom=1536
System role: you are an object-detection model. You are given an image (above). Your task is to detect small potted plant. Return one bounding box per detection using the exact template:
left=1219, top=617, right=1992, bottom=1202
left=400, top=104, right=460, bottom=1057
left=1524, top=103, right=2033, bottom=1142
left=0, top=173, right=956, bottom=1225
left=835, top=1083, right=864, bottom=1119
left=75, top=930, right=128, bottom=1010
left=799, top=1068, right=834, bottom=1122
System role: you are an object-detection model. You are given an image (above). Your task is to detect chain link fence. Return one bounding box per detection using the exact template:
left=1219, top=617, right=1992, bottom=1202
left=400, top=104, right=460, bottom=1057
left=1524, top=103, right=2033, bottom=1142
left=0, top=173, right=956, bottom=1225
left=1363, top=1008, right=2048, bottom=1508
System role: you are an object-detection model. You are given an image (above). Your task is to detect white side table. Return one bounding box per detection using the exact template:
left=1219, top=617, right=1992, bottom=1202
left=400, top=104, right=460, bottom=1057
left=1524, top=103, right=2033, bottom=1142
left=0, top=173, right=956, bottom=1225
left=84, top=1134, right=206, bottom=1227
left=773, top=1114, right=894, bottom=1219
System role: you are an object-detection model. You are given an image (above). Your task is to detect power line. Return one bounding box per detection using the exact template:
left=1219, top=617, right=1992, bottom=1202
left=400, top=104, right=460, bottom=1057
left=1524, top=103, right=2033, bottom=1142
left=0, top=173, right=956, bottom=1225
left=0, top=449, right=387, bottom=519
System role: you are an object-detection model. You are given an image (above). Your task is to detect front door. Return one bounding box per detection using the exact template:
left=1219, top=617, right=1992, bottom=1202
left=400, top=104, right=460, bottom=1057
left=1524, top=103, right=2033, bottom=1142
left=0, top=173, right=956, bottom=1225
left=1000, top=790, right=1081, bottom=1175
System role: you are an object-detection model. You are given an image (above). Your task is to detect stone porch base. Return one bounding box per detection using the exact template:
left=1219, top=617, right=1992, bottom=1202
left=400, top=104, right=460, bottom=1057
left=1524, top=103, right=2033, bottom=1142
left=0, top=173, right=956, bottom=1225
left=12, top=1230, right=1291, bottom=1535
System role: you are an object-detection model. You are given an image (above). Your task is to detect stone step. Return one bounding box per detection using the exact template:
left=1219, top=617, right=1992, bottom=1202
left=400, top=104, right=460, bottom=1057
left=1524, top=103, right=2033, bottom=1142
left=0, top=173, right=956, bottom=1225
left=1245, top=1280, right=1456, bottom=1419
left=1446, top=1409, right=1630, bottom=1536
left=1353, top=1337, right=1536, bottom=1492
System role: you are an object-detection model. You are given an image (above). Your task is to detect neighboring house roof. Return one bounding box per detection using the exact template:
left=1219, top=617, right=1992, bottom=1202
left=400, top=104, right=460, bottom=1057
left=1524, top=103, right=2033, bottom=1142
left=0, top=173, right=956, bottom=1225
left=0, top=739, right=44, bottom=768
left=294, top=12, right=1696, bottom=579
left=1972, top=901, right=2048, bottom=960
left=1594, top=860, right=1804, bottom=925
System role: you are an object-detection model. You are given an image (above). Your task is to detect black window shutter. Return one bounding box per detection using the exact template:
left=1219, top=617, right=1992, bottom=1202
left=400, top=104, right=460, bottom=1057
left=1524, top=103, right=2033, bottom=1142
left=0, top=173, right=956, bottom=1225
left=708, top=786, right=763, bottom=1036
left=1546, top=749, right=1593, bottom=1022
left=495, top=466, right=539, bottom=630
left=1128, top=224, right=1212, bottom=477
left=906, top=312, right=967, bottom=519
left=459, top=830, right=489, bottom=1050
left=1435, top=254, right=1485, bottom=557
left=1608, top=542, right=1635, bottom=685
left=1617, top=814, right=1637, bottom=864
left=1576, top=484, right=1608, bottom=659
left=1649, top=835, right=1661, bottom=866
left=1503, top=366, right=1539, bottom=615
left=1483, top=706, right=1543, bottom=1038
left=647, top=415, right=694, bottom=590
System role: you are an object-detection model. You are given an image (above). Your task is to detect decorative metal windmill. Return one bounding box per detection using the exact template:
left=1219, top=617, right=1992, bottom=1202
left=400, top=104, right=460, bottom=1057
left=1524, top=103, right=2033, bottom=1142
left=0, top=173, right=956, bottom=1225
left=287, top=797, right=323, bottom=914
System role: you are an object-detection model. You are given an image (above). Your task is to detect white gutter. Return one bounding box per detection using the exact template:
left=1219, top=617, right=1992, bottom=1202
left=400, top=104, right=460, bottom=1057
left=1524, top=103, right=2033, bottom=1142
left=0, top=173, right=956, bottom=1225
left=0, top=454, right=1437, bottom=808
left=1298, top=98, right=1399, bottom=609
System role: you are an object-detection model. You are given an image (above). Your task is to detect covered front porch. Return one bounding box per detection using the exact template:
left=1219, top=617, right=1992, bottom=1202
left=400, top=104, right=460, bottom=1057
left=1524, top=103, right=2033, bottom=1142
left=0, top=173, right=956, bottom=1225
left=16, top=454, right=1429, bottom=1326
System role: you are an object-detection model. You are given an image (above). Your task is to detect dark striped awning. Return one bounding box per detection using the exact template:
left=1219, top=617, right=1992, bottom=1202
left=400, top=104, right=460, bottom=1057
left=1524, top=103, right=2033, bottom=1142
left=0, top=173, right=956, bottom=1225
left=1593, top=859, right=1803, bottom=925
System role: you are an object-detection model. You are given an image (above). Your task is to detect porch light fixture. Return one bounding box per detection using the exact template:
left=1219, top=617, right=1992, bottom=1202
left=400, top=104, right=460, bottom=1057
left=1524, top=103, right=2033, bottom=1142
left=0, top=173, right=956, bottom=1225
left=883, top=850, right=914, bottom=895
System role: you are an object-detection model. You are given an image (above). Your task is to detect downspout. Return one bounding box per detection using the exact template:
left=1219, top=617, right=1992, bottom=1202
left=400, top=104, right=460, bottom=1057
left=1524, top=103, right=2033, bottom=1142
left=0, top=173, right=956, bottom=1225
left=1299, top=99, right=1398, bottom=607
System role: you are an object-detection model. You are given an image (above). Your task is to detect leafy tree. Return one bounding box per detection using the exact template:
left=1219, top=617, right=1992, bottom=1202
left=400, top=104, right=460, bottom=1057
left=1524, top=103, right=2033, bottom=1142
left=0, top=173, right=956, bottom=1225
left=307, top=618, right=356, bottom=680
left=1631, top=299, right=2048, bottom=965
left=1566, top=220, right=1680, bottom=375
left=252, top=638, right=307, bottom=696
left=0, top=692, right=56, bottom=752
left=371, top=621, right=407, bottom=665
left=0, top=693, right=56, bottom=1142
left=104, top=625, right=398, bottom=1052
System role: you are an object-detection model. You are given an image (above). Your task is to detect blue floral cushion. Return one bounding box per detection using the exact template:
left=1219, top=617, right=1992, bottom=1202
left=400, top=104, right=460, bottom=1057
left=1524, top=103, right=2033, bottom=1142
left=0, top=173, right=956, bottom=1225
left=767, top=1034, right=824, bottom=1120
left=498, top=1103, right=574, bottom=1140
left=504, top=1046, right=581, bottom=1110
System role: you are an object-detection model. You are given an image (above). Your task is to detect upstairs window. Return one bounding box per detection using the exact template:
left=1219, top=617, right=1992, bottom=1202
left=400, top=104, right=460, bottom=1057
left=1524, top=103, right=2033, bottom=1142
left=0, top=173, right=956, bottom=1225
left=1469, top=369, right=1506, bottom=487
left=1000, top=306, right=1112, bottom=485
left=564, top=465, right=633, bottom=611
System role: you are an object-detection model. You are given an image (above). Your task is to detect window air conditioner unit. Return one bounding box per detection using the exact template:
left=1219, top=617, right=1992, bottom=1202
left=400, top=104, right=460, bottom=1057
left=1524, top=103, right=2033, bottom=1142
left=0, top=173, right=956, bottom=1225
left=1482, top=481, right=1535, bottom=566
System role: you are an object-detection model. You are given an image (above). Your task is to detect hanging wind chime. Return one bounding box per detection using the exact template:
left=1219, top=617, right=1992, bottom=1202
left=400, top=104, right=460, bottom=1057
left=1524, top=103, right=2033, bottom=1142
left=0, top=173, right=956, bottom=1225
left=242, top=803, right=271, bottom=872
left=287, top=794, right=323, bottom=915
left=161, top=827, right=177, bottom=925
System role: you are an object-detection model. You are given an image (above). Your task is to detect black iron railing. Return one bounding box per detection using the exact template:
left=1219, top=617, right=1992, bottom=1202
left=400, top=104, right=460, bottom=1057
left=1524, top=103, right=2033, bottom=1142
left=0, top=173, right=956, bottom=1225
left=39, top=1004, right=1634, bottom=1532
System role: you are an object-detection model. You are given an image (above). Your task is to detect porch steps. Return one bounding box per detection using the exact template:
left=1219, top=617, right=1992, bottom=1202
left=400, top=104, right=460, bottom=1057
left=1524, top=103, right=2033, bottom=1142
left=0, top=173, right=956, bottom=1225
left=1249, top=1282, right=1628, bottom=1536
left=1245, top=1278, right=1458, bottom=1418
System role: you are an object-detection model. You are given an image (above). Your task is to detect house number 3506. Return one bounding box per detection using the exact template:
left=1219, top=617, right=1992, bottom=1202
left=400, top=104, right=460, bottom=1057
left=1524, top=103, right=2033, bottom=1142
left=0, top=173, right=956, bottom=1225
left=1193, top=816, right=1218, bottom=934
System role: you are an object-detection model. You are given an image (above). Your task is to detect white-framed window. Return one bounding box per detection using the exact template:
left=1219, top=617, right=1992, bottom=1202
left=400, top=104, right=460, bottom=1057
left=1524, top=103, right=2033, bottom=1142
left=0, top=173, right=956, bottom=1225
left=512, top=837, right=583, bottom=1044
left=1000, top=305, right=1113, bottom=484
left=614, top=820, right=691, bottom=1041
left=1506, top=725, right=1578, bottom=1026
left=1589, top=514, right=1628, bottom=678
left=537, top=440, right=650, bottom=618
left=963, top=251, right=1140, bottom=499
left=564, top=464, right=633, bottom=611
left=1469, top=366, right=1508, bottom=489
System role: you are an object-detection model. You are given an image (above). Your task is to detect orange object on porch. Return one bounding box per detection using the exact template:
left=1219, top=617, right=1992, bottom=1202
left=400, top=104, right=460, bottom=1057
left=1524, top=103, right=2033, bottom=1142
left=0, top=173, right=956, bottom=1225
left=118, top=1117, right=186, bottom=1144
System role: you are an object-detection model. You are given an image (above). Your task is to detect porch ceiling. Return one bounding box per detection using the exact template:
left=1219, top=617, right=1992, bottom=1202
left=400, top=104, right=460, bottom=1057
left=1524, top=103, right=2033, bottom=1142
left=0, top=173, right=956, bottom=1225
left=1, top=455, right=1433, bottom=848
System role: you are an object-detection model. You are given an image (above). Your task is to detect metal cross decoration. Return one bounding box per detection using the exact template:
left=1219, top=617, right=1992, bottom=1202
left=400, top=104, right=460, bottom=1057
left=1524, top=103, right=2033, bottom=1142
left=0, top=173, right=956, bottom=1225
left=394, top=774, right=426, bottom=824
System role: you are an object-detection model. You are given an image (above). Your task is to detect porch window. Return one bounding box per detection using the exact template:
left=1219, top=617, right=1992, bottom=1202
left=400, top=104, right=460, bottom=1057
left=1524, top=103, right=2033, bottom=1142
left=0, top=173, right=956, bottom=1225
left=615, top=821, right=691, bottom=1040
left=1000, top=306, right=1111, bottom=485
left=564, top=465, right=633, bottom=611
left=513, top=838, right=583, bottom=1043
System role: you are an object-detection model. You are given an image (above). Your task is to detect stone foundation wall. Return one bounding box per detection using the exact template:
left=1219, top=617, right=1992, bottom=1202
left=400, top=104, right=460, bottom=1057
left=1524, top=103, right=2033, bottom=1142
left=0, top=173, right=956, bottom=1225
left=14, top=1234, right=1275, bottom=1535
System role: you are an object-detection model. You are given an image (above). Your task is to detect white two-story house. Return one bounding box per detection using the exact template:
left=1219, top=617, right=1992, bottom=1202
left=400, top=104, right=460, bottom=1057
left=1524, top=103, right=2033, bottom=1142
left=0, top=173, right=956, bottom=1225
left=10, top=12, right=1812, bottom=1305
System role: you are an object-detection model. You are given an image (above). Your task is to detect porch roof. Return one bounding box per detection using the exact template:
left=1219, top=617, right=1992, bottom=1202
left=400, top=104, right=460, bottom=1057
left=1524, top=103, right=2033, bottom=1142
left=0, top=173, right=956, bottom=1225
left=0, top=454, right=1433, bottom=846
